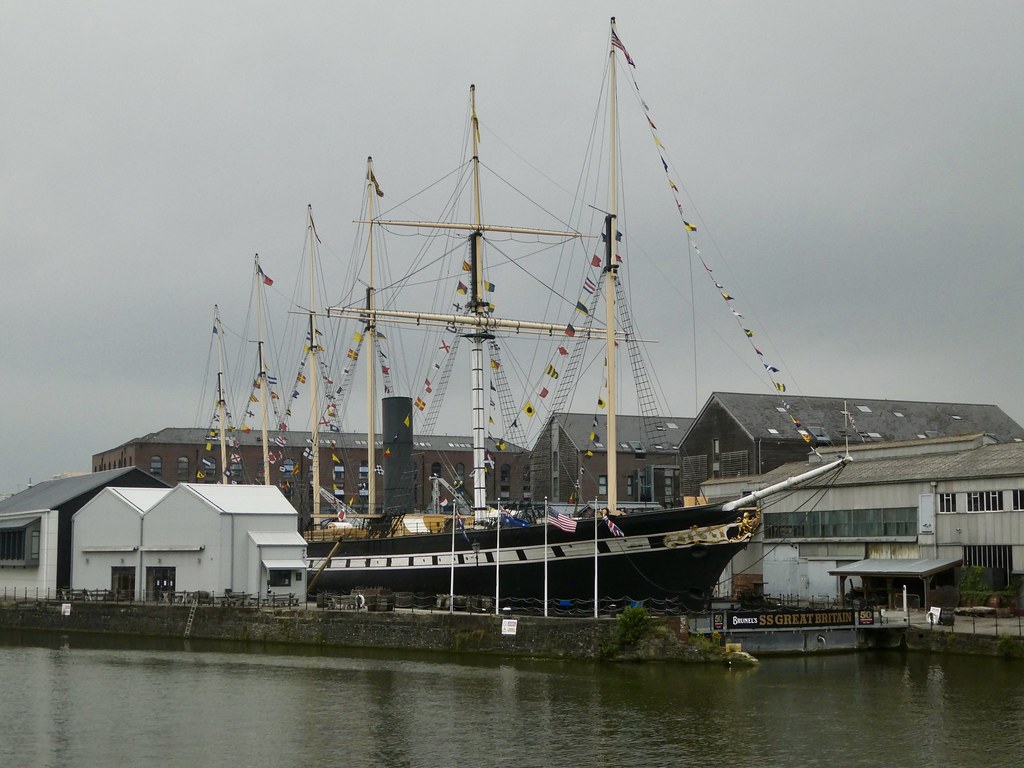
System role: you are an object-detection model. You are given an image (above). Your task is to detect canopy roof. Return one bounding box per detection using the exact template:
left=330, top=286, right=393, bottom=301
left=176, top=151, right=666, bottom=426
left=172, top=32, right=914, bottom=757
left=829, top=557, right=962, bottom=579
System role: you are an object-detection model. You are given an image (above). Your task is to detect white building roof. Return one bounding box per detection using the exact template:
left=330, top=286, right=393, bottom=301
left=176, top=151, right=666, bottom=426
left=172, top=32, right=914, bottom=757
left=111, top=487, right=172, bottom=514
left=180, top=483, right=297, bottom=515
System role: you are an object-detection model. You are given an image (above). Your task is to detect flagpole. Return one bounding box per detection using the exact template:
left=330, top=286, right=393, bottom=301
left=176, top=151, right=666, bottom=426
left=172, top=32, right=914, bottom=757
left=593, top=497, right=599, bottom=619
left=543, top=497, right=549, bottom=618
left=450, top=508, right=456, bottom=613
left=495, top=504, right=501, bottom=615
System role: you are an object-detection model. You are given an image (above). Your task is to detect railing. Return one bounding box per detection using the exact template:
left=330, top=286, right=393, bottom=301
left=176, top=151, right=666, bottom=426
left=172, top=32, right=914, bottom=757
left=0, top=587, right=303, bottom=608
left=314, top=591, right=689, bottom=617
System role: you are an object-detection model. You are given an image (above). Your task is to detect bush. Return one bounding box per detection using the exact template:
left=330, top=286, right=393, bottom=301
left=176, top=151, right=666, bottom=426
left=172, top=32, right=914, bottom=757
left=616, top=605, right=652, bottom=647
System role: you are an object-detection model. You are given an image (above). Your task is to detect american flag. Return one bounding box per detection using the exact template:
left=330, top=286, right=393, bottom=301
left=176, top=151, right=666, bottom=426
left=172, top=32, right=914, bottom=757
left=548, top=511, right=577, bottom=533
left=610, top=30, right=635, bottom=68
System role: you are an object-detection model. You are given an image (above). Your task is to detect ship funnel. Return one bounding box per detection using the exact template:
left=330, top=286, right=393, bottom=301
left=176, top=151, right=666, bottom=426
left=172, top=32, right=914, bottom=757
left=381, top=396, right=415, bottom=515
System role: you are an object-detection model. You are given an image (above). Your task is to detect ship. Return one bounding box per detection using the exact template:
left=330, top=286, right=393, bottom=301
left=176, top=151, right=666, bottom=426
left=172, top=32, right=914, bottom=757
left=302, top=18, right=850, bottom=613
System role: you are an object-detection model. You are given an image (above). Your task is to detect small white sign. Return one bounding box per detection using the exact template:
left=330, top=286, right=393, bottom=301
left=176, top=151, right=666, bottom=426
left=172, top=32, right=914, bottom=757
left=61, top=603, right=71, bottom=616
left=501, top=618, right=518, bottom=636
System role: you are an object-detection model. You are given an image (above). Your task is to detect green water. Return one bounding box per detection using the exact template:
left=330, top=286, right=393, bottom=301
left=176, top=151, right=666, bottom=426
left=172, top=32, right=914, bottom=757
left=1, top=630, right=1021, bottom=767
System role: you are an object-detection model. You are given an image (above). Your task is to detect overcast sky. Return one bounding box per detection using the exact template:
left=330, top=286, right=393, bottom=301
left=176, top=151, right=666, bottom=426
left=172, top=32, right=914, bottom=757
left=2, top=1, right=1022, bottom=495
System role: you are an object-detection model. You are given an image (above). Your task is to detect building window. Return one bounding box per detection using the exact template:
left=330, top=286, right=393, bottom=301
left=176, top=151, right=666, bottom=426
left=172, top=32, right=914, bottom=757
left=333, top=462, right=345, bottom=496
left=430, top=462, right=442, bottom=478
left=764, top=507, right=917, bottom=539
left=200, top=458, right=217, bottom=482
left=939, top=493, right=956, bottom=513
left=663, top=468, right=675, bottom=503
left=626, top=474, right=635, bottom=499
left=229, top=461, right=243, bottom=480
left=177, top=456, right=190, bottom=479
left=0, top=529, right=25, bottom=561
left=962, top=545, right=1013, bottom=590
left=966, top=491, right=1004, bottom=512
left=282, top=458, right=295, bottom=476
left=268, top=569, right=292, bottom=587
left=598, top=475, right=608, bottom=497
left=455, top=463, right=465, bottom=484
left=149, top=455, right=162, bottom=476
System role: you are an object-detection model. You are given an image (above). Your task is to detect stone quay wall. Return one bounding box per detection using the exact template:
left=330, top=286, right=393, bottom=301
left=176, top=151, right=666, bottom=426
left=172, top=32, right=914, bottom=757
left=0, top=601, right=696, bottom=661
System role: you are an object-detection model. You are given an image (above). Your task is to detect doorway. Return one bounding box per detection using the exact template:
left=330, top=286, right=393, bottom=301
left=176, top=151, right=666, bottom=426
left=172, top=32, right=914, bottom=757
left=146, top=566, right=176, bottom=601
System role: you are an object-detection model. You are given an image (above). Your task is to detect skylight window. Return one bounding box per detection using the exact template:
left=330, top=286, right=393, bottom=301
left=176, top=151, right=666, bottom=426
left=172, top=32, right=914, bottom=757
left=776, top=407, right=787, bottom=414
left=665, top=422, right=678, bottom=429
left=893, top=411, right=904, bottom=418
left=952, top=415, right=963, bottom=420
left=856, top=405, right=872, bottom=413
left=767, top=428, right=780, bottom=435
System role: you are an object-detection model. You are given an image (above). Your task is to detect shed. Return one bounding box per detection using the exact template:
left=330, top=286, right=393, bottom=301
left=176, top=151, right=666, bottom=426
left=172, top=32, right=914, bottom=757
left=830, top=557, right=962, bottom=610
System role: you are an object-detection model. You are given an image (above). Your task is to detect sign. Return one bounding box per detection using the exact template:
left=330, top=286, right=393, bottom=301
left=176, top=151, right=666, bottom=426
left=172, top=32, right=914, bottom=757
left=726, top=608, right=856, bottom=630
left=501, top=618, right=518, bottom=636
left=61, top=603, right=71, bottom=616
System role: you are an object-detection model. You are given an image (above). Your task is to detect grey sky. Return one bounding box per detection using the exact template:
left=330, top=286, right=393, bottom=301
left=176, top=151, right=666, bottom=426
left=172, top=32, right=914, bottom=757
left=2, top=1, right=1022, bottom=495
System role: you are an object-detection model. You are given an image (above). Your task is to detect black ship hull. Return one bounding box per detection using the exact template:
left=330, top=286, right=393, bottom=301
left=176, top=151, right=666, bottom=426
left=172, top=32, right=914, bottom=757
left=306, top=503, right=755, bottom=612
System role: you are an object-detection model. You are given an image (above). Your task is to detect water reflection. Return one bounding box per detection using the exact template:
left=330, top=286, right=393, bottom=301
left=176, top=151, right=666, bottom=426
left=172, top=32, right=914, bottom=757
left=1, top=630, right=1022, bottom=768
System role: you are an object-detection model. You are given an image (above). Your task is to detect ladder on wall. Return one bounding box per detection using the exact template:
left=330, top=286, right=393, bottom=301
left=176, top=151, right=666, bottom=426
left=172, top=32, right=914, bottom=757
left=183, top=598, right=199, bottom=638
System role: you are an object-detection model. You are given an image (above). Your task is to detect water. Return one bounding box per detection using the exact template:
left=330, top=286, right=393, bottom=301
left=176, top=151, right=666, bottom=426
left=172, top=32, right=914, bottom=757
left=1, top=630, right=1022, bottom=768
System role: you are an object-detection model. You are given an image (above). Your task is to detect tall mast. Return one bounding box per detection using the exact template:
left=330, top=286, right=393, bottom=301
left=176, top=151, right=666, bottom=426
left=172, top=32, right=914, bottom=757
left=467, top=84, right=491, bottom=520
left=255, top=254, right=270, bottom=485
left=307, top=205, right=321, bottom=521
left=365, top=157, right=378, bottom=516
left=213, top=304, right=229, bottom=485
left=327, top=89, right=586, bottom=520
left=605, top=18, right=621, bottom=514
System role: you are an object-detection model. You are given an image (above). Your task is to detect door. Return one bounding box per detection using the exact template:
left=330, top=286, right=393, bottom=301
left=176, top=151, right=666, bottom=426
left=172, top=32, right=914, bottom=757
left=110, top=566, right=136, bottom=599
left=146, top=566, right=176, bottom=601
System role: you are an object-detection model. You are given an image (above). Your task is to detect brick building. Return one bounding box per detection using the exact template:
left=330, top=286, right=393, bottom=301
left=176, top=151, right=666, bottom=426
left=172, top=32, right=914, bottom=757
left=679, top=393, right=1024, bottom=496
left=92, top=427, right=528, bottom=519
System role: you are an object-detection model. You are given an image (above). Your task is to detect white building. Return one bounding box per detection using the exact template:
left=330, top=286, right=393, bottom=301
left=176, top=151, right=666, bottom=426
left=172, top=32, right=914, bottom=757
left=0, top=508, right=59, bottom=599
left=72, top=483, right=307, bottom=600
left=0, top=467, right=167, bottom=598
left=703, top=434, right=1024, bottom=609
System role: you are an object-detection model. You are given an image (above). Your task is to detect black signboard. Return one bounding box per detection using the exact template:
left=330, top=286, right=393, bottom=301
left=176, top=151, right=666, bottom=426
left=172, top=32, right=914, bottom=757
left=725, top=608, right=857, bottom=630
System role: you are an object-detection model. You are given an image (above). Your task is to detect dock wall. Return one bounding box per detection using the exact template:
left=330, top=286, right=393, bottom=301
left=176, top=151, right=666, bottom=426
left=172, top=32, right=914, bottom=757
left=0, top=601, right=698, bottom=661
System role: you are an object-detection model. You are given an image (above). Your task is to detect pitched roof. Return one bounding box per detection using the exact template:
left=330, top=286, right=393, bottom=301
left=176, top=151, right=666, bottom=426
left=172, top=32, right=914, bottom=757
left=179, top=483, right=298, bottom=515
left=550, top=412, right=693, bottom=453
left=0, top=467, right=168, bottom=514
left=99, top=427, right=525, bottom=454
left=109, top=487, right=173, bottom=514
left=708, top=392, right=1024, bottom=445
left=728, top=439, right=1024, bottom=488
